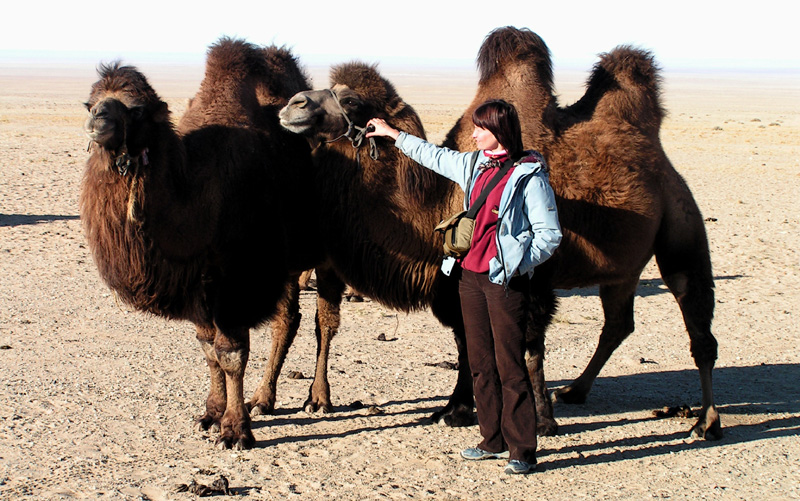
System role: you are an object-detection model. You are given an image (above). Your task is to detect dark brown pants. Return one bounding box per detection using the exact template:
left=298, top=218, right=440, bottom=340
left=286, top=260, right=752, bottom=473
left=459, top=269, right=537, bottom=463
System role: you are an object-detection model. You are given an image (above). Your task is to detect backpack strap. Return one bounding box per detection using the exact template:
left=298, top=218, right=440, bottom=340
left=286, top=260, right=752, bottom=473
left=465, top=157, right=513, bottom=218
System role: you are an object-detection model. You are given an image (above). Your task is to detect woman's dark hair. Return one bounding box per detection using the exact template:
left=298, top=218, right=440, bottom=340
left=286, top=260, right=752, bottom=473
left=472, top=99, right=524, bottom=159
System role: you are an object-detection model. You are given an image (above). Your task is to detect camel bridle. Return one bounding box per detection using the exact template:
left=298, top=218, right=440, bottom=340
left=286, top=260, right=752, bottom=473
left=86, top=112, right=150, bottom=224
left=325, top=89, right=379, bottom=161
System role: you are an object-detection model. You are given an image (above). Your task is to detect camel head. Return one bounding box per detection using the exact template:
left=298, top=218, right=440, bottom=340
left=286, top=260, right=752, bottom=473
left=279, top=62, right=411, bottom=145
left=84, top=62, right=169, bottom=174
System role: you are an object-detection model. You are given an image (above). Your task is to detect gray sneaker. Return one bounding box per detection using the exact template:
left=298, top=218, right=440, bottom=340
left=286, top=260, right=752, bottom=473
left=504, top=459, right=536, bottom=474
left=460, top=447, right=510, bottom=460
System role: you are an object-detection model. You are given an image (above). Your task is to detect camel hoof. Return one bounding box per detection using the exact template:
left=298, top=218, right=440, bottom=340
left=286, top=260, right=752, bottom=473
left=550, top=386, right=588, bottom=405
left=690, top=407, right=723, bottom=441
left=248, top=403, right=274, bottom=417
left=195, top=415, right=221, bottom=433
left=304, top=401, right=333, bottom=414
left=215, top=432, right=255, bottom=450
left=430, top=404, right=475, bottom=427
left=536, top=418, right=559, bottom=436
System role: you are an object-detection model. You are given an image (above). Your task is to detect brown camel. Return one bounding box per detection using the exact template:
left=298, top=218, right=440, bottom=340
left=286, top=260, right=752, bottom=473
left=278, top=27, right=720, bottom=441
left=80, top=38, right=319, bottom=450
left=273, top=63, right=471, bottom=419
left=442, top=27, right=720, bottom=440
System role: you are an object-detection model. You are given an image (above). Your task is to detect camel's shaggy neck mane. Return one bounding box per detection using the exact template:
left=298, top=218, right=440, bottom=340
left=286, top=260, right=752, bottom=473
left=82, top=64, right=209, bottom=322
left=307, top=64, right=460, bottom=310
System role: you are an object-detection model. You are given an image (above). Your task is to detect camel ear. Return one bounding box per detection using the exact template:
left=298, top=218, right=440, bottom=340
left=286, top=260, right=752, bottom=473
left=151, top=101, right=170, bottom=123
left=385, top=96, right=406, bottom=118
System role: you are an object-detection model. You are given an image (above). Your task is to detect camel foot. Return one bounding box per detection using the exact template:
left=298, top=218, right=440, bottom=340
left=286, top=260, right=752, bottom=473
left=214, top=421, right=255, bottom=450
left=550, top=385, right=588, bottom=405
left=247, top=401, right=275, bottom=417
left=215, top=432, right=255, bottom=451
left=430, top=403, right=475, bottom=427
left=536, top=417, right=559, bottom=436
left=195, top=414, right=221, bottom=433
left=690, top=405, right=723, bottom=441
left=304, top=400, right=334, bottom=414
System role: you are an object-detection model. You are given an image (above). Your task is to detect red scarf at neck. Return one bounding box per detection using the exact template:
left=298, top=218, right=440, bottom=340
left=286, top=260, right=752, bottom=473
left=479, top=149, right=509, bottom=171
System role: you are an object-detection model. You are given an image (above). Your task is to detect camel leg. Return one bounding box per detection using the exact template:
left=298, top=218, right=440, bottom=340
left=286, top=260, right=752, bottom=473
left=429, top=274, right=475, bottom=427
left=304, top=265, right=345, bottom=413
left=298, top=269, right=315, bottom=290
left=195, top=324, right=226, bottom=433
left=552, top=278, right=639, bottom=404
left=248, top=279, right=302, bottom=415
left=659, top=268, right=722, bottom=440
left=343, top=285, right=364, bottom=302
left=525, top=282, right=559, bottom=435
left=212, top=326, right=254, bottom=450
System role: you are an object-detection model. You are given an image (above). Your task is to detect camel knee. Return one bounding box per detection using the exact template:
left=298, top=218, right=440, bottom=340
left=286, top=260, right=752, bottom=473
left=216, top=348, right=248, bottom=376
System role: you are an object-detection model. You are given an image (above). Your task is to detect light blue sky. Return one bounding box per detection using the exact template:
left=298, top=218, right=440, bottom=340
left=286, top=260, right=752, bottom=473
left=1, top=1, right=797, bottom=71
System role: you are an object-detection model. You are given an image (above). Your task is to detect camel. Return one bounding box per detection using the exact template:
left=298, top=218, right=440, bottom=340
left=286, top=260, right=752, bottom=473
left=80, top=38, right=319, bottom=450
left=441, top=26, right=720, bottom=440
left=278, top=27, right=721, bottom=441
left=273, top=63, right=471, bottom=420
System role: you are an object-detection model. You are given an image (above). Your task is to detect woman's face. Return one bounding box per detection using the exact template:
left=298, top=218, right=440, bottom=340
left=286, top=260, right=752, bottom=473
left=472, top=125, right=502, bottom=152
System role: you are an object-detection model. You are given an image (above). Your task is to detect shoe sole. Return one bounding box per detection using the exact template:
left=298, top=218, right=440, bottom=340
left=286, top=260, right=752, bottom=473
left=504, top=465, right=536, bottom=474
left=461, top=450, right=510, bottom=460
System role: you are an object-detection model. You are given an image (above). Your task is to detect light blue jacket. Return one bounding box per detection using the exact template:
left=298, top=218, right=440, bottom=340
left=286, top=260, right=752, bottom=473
left=396, top=132, right=562, bottom=286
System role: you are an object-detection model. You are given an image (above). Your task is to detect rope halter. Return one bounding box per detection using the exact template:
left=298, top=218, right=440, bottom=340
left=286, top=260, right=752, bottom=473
left=325, top=89, right=379, bottom=161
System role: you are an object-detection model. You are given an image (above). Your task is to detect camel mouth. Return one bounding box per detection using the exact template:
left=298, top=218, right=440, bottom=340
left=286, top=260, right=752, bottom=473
left=279, top=116, right=317, bottom=135
left=84, top=120, right=119, bottom=148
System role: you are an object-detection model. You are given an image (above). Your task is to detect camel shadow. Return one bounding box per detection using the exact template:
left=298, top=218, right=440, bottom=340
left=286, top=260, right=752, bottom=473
left=549, top=363, right=800, bottom=420
left=0, top=213, right=80, bottom=227
left=252, top=363, right=798, bottom=470
left=556, top=274, right=744, bottom=298
left=251, top=395, right=444, bottom=448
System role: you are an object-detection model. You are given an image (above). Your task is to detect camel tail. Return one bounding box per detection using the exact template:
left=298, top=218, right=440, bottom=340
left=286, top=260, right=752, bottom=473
left=578, top=45, right=665, bottom=137
left=476, top=26, right=553, bottom=89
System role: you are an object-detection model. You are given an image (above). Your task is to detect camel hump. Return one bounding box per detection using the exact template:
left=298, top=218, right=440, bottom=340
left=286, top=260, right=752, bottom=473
left=476, top=26, right=553, bottom=89
left=586, top=45, right=665, bottom=136
left=206, top=37, right=269, bottom=77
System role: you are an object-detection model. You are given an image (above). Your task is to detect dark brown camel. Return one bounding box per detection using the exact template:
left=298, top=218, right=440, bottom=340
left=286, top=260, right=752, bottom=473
left=80, top=38, right=319, bottom=450
left=275, top=63, right=471, bottom=420
left=278, top=27, right=721, bottom=441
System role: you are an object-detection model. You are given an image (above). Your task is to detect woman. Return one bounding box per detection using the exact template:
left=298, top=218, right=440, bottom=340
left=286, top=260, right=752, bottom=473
left=367, top=99, right=561, bottom=475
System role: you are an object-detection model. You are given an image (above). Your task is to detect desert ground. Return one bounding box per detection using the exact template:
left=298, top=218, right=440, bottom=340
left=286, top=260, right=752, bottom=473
left=0, top=56, right=798, bottom=500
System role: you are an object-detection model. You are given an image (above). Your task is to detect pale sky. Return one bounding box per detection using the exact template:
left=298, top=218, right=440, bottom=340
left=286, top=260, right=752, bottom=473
left=1, top=0, right=797, bottom=71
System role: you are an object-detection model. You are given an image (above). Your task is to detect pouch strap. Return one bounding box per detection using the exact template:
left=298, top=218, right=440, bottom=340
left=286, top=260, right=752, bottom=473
left=465, top=157, right=514, bottom=218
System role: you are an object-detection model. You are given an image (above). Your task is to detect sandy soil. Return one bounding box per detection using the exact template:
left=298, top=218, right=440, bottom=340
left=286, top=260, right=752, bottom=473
left=1, top=59, right=798, bottom=500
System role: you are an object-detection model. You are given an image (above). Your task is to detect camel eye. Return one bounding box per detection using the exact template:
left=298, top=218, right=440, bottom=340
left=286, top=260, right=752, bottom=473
left=130, top=106, right=145, bottom=120
left=341, top=98, right=358, bottom=107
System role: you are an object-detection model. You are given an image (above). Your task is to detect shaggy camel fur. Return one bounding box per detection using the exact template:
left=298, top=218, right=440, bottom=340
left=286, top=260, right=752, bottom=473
left=81, top=39, right=318, bottom=450
left=442, top=27, right=720, bottom=440
left=278, top=27, right=720, bottom=441
left=277, top=63, right=471, bottom=420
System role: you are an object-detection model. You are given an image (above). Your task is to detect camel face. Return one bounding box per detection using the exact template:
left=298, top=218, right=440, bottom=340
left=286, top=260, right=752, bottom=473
left=84, top=97, right=139, bottom=152
left=279, top=86, right=372, bottom=141
left=84, top=64, right=169, bottom=166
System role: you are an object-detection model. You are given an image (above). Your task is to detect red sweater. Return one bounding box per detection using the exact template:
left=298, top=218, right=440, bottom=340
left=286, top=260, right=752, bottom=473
left=461, top=155, right=516, bottom=274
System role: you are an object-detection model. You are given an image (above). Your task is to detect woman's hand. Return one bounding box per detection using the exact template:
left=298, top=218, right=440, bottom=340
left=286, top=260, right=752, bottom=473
left=366, top=118, right=400, bottom=140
